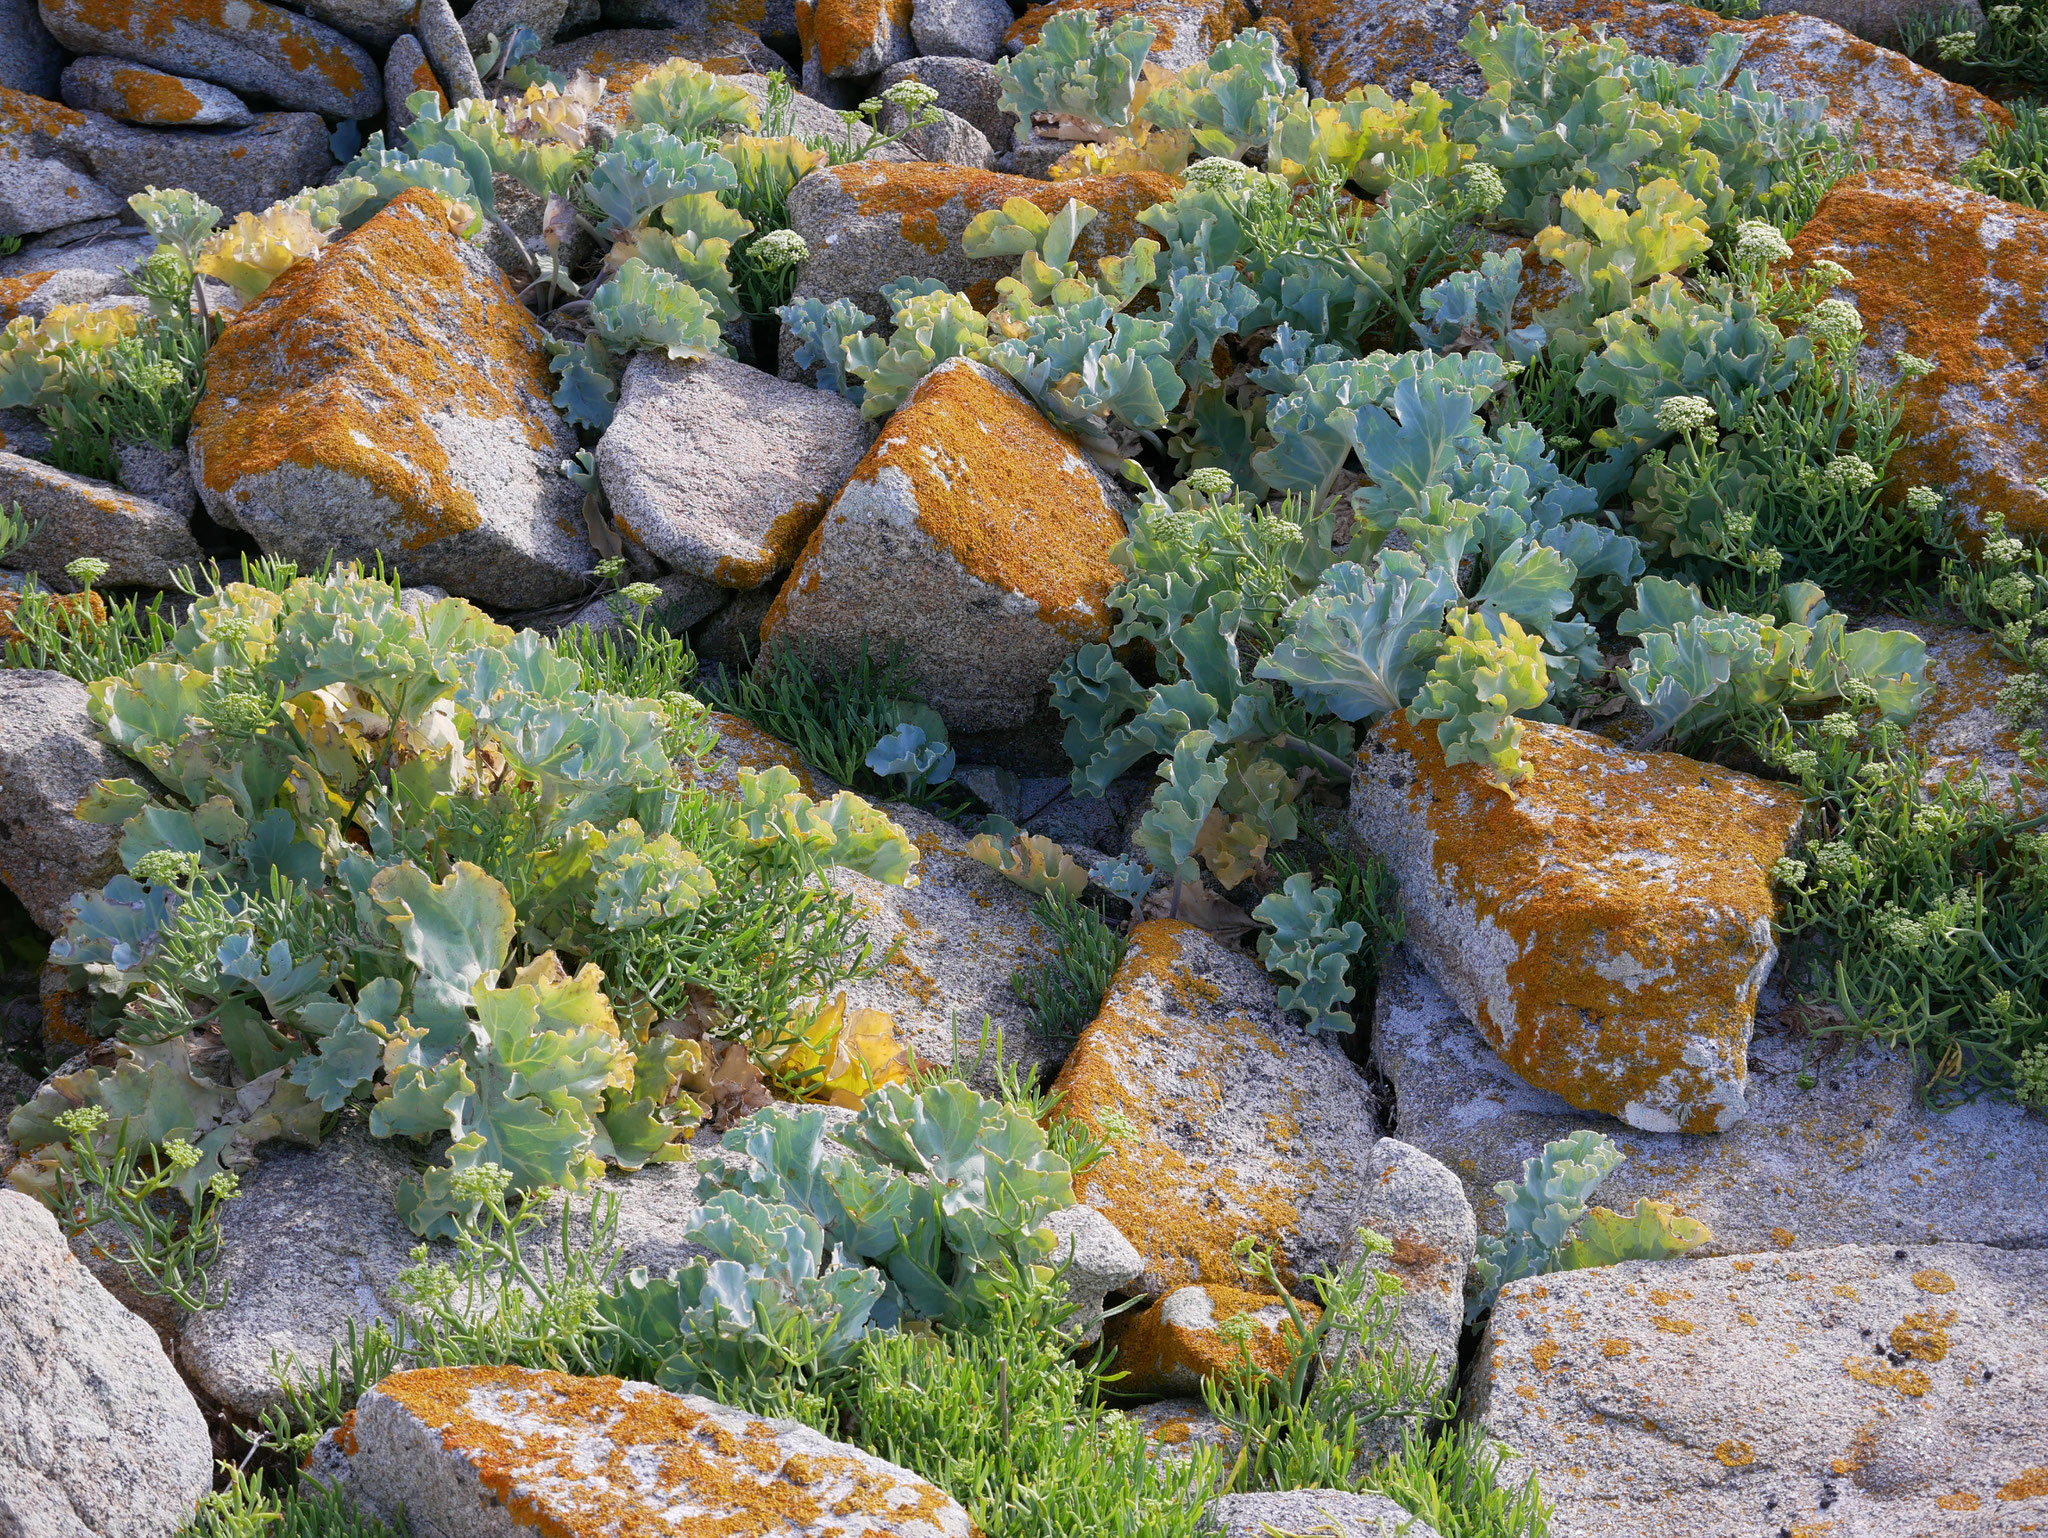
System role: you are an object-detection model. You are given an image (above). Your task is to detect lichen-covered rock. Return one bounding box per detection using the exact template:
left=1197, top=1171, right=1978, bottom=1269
left=1876, top=613, right=2048, bottom=813
left=1200, top=1490, right=1446, bottom=1538
left=312, top=1365, right=976, bottom=1537
left=1794, top=170, right=2048, bottom=552
left=0, top=452, right=205, bottom=591
left=1353, top=714, right=1803, bottom=1134
left=0, top=0, right=64, bottom=99
left=782, top=162, right=1175, bottom=355
left=1474, top=1244, right=2048, bottom=1538
left=414, top=0, right=487, bottom=103
left=37, top=0, right=381, bottom=119
left=826, top=797, right=1078, bottom=1092
left=798, top=0, right=916, bottom=84
left=1755, top=0, right=1972, bottom=41
left=189, top=190, right=595, bottom=609
left=1374, top=945, right=2048, bottom=1256
left=913, top=0, right=1011, bottom=59
left=0, top=671, right=153, bottom=936
left=880, top=55, right=1014, bottom=152
left=680, top=711, right=846, bottom=801
left=1130, top=1398, right=1242, bottom=1465
left=874, top=99, right=996, bottom=168
left=1041, top=1203, right=1144, bottom=1343
left=1005, top=0, right=1255, bottom=72
left=1049, top=919, right=1382, bottom=1298
left=282, top=0, right=417, bottom=47
left=60, top=55, right=253, bottom=126
left=0, top=1189, right=213, bottom=1538
left=605, top=0, right=801, bottom=51
left=599, top=351, right=873, bottom=591
left=1266, top=0, right=2003, bottom=176
left=1111, top=1283, right=1318, bottom=1396
left=763, top=356, right=1126, bottom=734
left=0, top=87, right=124, bottom=238
left=382, top=33, right=442, bottom=139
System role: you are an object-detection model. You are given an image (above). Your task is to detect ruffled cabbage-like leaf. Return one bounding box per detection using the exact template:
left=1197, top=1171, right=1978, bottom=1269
left=586, top=125, right=737, bottom=238
left=625, top=57, right=760, bottom=136
left=844, top=289, right=989, bottom=418
left=1409, top=608, right=1551, bottom=794
left=128, top=185, right=223, bottom=264
left=963, top=829, right=1088, bottom=899
left=194, top=205, right=329, bottom=301
left=590, top=258, right=728, bottom=361
left=777, top=295, right=874, bottom=403
left=732, top=767, right=920, bottom=886
left=1255, top=559, right=1455, bottom=721
left=1563, top=1197, right=1713, bottom=1269
left=996, top=11, right=1156, bottom=137
left=340, top=133, right=485, bottom=234
left=1252, top=871, right=1364, bottom=1035
left=1131, top=728, right=1227, bottom=883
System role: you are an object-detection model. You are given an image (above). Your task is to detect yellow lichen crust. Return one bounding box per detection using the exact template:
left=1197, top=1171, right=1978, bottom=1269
left=1356, top=714, right=1803, bottom=1134
left=1794, top=170, right=2048, bottom=551
left=679, top=711, right=841, bottom=801
left=1108, top=1283, right=1321, bottom=1395
left=1047, top=920, right=1379, bottom=1296
left=347, top=1365, right=973, bottom=1535
left=797, top=0, right=913, bottom=77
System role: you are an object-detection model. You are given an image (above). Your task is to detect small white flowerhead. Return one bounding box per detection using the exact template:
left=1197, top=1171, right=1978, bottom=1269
left=1183, top=156, right=1250, bottom=189
left=65, top=556, right=109, bottom=588
left=1818, top=711, right=1860, bottom=740
left=1935, top=28, right=1978, bottom=57
left=1771, top=856, right=1808, bottom=885
left=1731, top=218, right=1792, bottom=264
left=163, top=1138, right=202, bottom=1172
left=1460, top=162, right=1507, bottom=212
left=591, top=556, right=626, bottom=582
left=752, top=228, right=810, bottom=270
left=1821, top=454, right=1878, bottom=494
left=882, top=79, right=940, bottom=115
left=207, top=1170, right=241, bottom=1201
left=1904, top=484, right=1943, bottom=515
left=449, top=1161, right=515, bottom=1205
left=132, top=848, right=203, bottom=886
left=53, top=1105, right=109, bottom=1140
left=1807, top=258, right=1852, bottom=289
left=617, top=581, right=663, bottom=609
left=1807, top=297, right=1864, bottom=354
left=1182, top=465, right=1236, bottom=500
left=1783, top=748, right=1821, bottom=778
left=1993, top=3, right=2023, bottom=21
left=1654, top=394, right=1718, bottom=435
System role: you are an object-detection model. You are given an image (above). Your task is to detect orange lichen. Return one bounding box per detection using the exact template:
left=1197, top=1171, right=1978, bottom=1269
left=1939, top=1492, right=1984, bottom=1511
left=365, top=1366, right=959, bottom=1535
left=190, top=190, right=562, bottom=549
left=1999, top=1468, right=2048, bottom=1500
left=106, top=65, right=206, bottom=122
left=41, top=0, right=368, bottom=96
left=797, top=0, right=911, bottom=76
left=1531, top=1339, right=1560, bottom=1372
left=1110, top=1283, right=1319, bottom=1389
left=1714, top=1440, right=1755, bottom=1468
left=710, top=495, right=827, bottom=589
left=1771, top=1227, right=1796, bottom=1250
left=1601, top=1338, right=1631, bottom=1358
left=0, top=587, right=105, bottom=646
left=1843, top=1357, right=1930, bottom=1398
left=1889, top=1308, right=1953, bottom=1363
left=0, top=272, right=54, bottom=322
left=1911, top=1268, right=1956, bottom=1294
left=1365, top=712, right=1802, bottom=1132
left=1653, top=1317, right=1694, bottom=1336
left=677, top=711, right=835, bottom=800
left=0, top=83, right=91, bottom=148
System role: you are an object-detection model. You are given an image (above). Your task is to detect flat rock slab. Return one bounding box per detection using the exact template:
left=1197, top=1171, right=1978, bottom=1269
left=0, top=669, right=145, bottom=935
left=1353, top=714, right=1803, bottom=1134
left=1110, top=1282, right=1313, bottom=1396
left=314, top=1365, right=975, bottom=1536
left=1474, top=1243, right=2048, bottom=1538
left=61, top=55, right=253, bottom=126
left=190, top=189, right=594, bottom=610
left=1201, top=1490, right=1446, bottom=1538
left=0, top=451, right=205, bottom=591
left=798, top=0, right=916, bottom=81
left=1375, top=947, right=2048, bottom=1256
left=1883, top=612, right=2048, bottom=812
left=1050, top=919, right=1382, bottom=1298
left=0, top=1190, right=212, bottom=1538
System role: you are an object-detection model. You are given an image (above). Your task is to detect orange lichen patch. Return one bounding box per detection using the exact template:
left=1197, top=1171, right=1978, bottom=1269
left=0, top=272, right=53, bottom=322
left=363, top=1366, right=962, bottom=1534
left=105, top=65, right=206, bottom=123
left=1110, top=1283, right=1319, bottom=1391
left=1531, top=1339, right=1560, bottom=1372
left=41, top=0, right=368, bottom=95
left=1653, top=1316, right=1694, bottom=1336
left=710, top=495, right=828, bottom=589
left=1843, top=1357, right=1931, bottom=1398
left=410, top=59, right=446, bottom=106
left=1793, top=171, right=2048, bottom=549
left=1601, top=1338, right=1631, bottom=1358
left=2000, top=1468, right=2048, bottom=1500
left=826, top=162, right=1176, bottom=288
left=1939, top=1492, right=1984, bottom=1511
left=0, top=83, right=91, bottom=149
left=1771, top=1228, right=1797, bottom=1250
left=38, top=968, right=99, bottom=1053
left=1912, top=1268, right=1956, bottom=1294
left=1890, top=1308, right=1954, bottom=1363
left=1147, top=1419, right=1191, bottom=1445
left=0, top=587, right=105, bottom=646
left=797, top=0, right=911, bottom=76
left=679, top=711, right=836, bottom=799
left=190, top=190, right=559, bottom=549
left=1005, top=0, right=1252, bottom=63
left=840, top=359, right=1124, bottom=642
left=1361, top=712, right=1802, bottom=1132
left=1714, top=1440, right=1755, bottom=1468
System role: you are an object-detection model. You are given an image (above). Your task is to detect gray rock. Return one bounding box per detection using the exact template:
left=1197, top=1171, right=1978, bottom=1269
left=0, top=1190, right=213, bottom=1538
left=1129, top=1398, right=1241, bottom=1466
left=604, top=0, right=800, bottom=49
left=75, top=113, right=336, bottom=225
left=0, top=147, right=124, bottom=242
left=1474, top=1243, right=2048, bottom=1538
left=1757, top=0, right=1980, bottom=41
left=0, top=0, right=64, bottom=98
left=690, top=581, right=779, bottom=670
left=61, top=55, right=255, bottom=127
left=1201, top=1491, right=1444, bottom=1538
left=1049, top=919, right=1382, bottom=1299
left=762, top=356, right=1128, bottom=735
left=1374, top=945, right=2048, bottom=1257
left=1041, top=1202, right=1143, bottom=1344
left=826, top=797, right=1079, bottom=1094
left=1887, top=612, right=2047, bottom=813
left=912, top=0, right=1012, bottom=58
left=0, top=671, right=155, bottom=935
left=874, top=100, right=994, bottom=168
left=112, top=445, right=197, bottom=520
left=188, top=190, right=596, bottom=611
left=880, top=54, right=1014, bottom=152
left=38, top=0, right=383, bottom=120
left=0, top=266, right=125, bottom=321
left=0, top=411, right=48, bottom=462
left=460, top=0, right=571, bottom=47
left=5, top=215, right=126, bottom=253
left=382, top=34, right=441, bottom=140
left=275, top=0, right=418, bottom=47
left=0, top=452, right=206, bottom=592
left=313, top=1366, right=974, bottom=1537
left=535, top=570, right=732, bottom=638
left=414, top=0, right=487, bottom=102
left=1001, top=136, right=1072, bottom=180
left=598, top=351, right=873, bottom=592
left=1353, top=714, right=1804, bottom=1135
left=0, top=228, right=153, bottom=282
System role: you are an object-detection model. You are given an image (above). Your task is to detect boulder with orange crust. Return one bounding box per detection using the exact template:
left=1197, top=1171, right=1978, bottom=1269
left=1351, top=713, right=1803, bottom=1135
left=762, top=355, right=1128, bottom=734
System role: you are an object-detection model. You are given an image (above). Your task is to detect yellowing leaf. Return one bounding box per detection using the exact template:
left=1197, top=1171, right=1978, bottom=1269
left=196, top=204, right=330, bottom=300
left=964, top=830, right=1089, bottom=898
left=777, top=992, right=913, bottom=1108
left=1563, top=1198, right=1713, bottom=1270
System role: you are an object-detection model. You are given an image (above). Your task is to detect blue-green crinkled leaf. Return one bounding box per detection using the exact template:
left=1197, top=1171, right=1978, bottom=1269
left=1410, top=608, right=1553, bottom=793
left=551, top=335, right=618, bottom=431
left=50, top=875, right=177, bottom=996
left=289, top=975, right=402, bottom=1110
left=995, top=11, right=1155, bottom=134
left=778, top=296, right=874, bottom=404
left=1255, top=560, right=1456, bottom=722
left=1252, top=873, right=1364, bottom=1035
left=591, top=259, right=728, bottom=362
left=586, top=125, right=736, bottom=236
left=1131, top=729, right=1227, bottom=883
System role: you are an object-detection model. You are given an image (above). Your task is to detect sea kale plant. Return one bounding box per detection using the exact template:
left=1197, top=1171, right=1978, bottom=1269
left=5, top=567, right=918, bottom=1237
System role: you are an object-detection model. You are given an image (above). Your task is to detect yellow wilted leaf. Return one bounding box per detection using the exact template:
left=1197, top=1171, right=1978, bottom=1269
left=35, top=302, right=138, bottom=353
left=196, top=204, right=329, bottom=301
left=1052, top=122, right=1192, bottom=181
left=964, top=830, right=1089, bottom=899
left=726, top=135, right=826, bottom=201
left=778, top=992, right=913, bottom=1108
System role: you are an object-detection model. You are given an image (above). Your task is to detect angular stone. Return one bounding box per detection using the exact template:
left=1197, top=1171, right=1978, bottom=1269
left=1755, top=0, right=1973, bottom=41
left=880, top=55, right=1013, bottom=152
left=874, top=100, right=994, bottom=168
left=825, top=797, right=1077, bottom=1094
left=0, top=1190, right=213, bottom=1538
left=280, top=0, right=419, bottom=48
left=1474, top=1244, right=2048, bottom=1538
left=1794, top=169, right=2048, bottom=551
left=1111, top=1282, right=1316, bottom=1396
left=798, top=0, right=916, bottom=83
left=782, top=162, right=1174, bottom=346
left=382, top=33, right=443, bottom=139
left=1130, top=1398, right=1241, bottom=1465
left=0, top=0, right=64, bottom=99
left=190, top=190, right=595, bottom=609
left=1041, top=1202, right=1144, bottom=1344
left=0, top=671, right=153, bottom=936
left=37, top=0, right=382, bottom=120
left=0, top=88, right=124, bottom=238
left=1050, top=919, right=1382, bottom=1298
left=312, top=1365, right=976, bottom=1537
left=763, top=357, right=1126, bottom=734
left=1353, top=713, right=1803, bottom=1134
left=460, top=0, right=571, bottom=48
left=0, top=452, right=205, bottom=591
left=537, top=570, right=731, bottom=640
left=61, top=55, right=254, bottom=126
left=1005, top=0, right=1255, bottom=73
left=598, top=351, right=873, bottom=590
left=913, top=0, right=1011, bottom=59
left=1373, top=945, right=2048, bottom=1257
left=414, top=0, right=487, bottom=103
left=1264, top=0, right=2004, bottom=176
left=1201, top=1491, right=1446, bottom=1538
